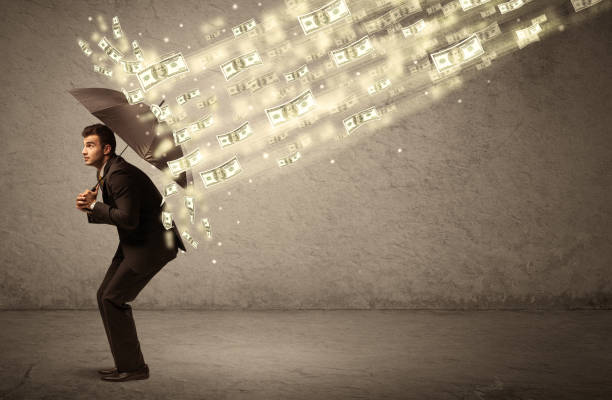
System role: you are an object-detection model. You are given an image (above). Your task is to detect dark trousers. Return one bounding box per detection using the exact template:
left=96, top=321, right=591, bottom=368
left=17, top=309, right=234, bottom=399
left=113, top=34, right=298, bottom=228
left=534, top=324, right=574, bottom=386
left=96, top=244, right=175, bottom=372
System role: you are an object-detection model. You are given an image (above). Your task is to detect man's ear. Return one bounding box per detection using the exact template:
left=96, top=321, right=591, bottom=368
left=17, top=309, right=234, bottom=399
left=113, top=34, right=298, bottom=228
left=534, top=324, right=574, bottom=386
left=103, top=144, right=112, bottom=155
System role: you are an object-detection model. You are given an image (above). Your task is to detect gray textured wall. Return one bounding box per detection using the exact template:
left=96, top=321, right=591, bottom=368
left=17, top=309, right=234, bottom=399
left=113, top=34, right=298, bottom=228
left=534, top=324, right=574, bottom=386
left=1, top=1, right=610, bottom=309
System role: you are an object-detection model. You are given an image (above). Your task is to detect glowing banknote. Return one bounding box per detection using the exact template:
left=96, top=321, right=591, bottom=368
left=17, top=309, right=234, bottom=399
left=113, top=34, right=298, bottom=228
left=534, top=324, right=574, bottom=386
left=298, top=0, right=351, bottom=35
left=163, top=182, right=179, bottom=197
left=343, top=106, right=380, bottom=135
left=515, top=23, right=542, bottom=49
left=181, top=231, right=198, bottom=249
left=284, top=65, right=309, bottom=82
left=475, top=21, right=502, bottom=43
left=132, top=40, right=144, bottom=61
left=167, top=148, right=204, bottom=176
left=177, top=88, right=201, bottom=105
left=459, top=0, right=492, bottom=11
left=98, top=37, right=123, bottom=63
left=430, top=34, right=484, bottom=73
left=121, top=60, right=144, bottom=74
left=93, top=64, right=112, bottom=77
left=201, top=218, right=212, bottom=238
left=330, top=35, right=373, bottom=67
left=151, top=103, right=173, bottom=123
left=402, top=19, right=425, bottom=37
left=363, top=0, right=422, bottom=33
left=570, top=0, right=602, bottom=12
left=232, top=18, right=257, bottom=37
left=111, top=16, right=123, bottom=39
left=121, top=88, right=144, bottom=104
left=220, top=50, right=263, bottom=80
left=497, top=0, right=530, bottom=14
left=137, top=52, right=189, bottom=91
left=184, top=196, right=195, bottom=224
left=277, top=151, right=301, bottom=167
left=265, top=89, right=317, bottom=128
left=199, top=156, right=243, bottom=188
left=78, top=39, right=92, bottom=56
left=367, top=78, right=391, bottom=95
left=216, top=122, right=253, bottom=148
left=162, top=211, right=173, bottom=230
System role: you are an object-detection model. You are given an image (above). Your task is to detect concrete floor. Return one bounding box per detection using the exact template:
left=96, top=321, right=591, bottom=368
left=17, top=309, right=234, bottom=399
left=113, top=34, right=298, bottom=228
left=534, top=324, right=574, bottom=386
left=0, top=311, right=610, bottom=399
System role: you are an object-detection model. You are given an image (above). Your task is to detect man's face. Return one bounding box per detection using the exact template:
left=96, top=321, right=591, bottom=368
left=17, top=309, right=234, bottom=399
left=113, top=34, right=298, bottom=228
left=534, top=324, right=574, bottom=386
left=82, top=135, right=109, bottom=168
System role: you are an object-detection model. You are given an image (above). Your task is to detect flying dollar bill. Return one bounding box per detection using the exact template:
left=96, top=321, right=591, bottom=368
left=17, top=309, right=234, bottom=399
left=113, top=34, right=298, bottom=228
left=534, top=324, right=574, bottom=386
left=570, top=0, right=602, bottom=12
left=120, top=60, right=144, bottom=74
left=232, top=18, right=257, bottom=37
left=201, top=218, right=212, bottom=238
left=163, top=182, right=179, bottom=197
left=367, top=78, right=391, bottom=95
left=93, top=64, right=112, bottom=77
left=442, top=0, right=462, bottom=15
left=430, top=34, right=485, bottom=73
left=199, top=155, right=243, bottom=188
left=177, top=88, right=201, bottom=105
left=475, top=21, right=502, bottom=42
left=298, top=0, right=351, bottom=35
left=162, top=211, right=173, bottom=230
left=132, top=40, right=144, bottom=61
left=184, top=196, right=195, bottom=224
left=265, top=89, right=317, bottom=128
left=402, top=19, right=426, bottom=37
left=173, top=128, right=192, bottom=145
left=497, top=0, right=529, bottom=14
left=330, top=35, right=373, bottom=67
left=151, top=103, right=173, bottom=123
left=112, top=16, right=123, bottom=39
left=364, top=0, right=422, bottom=33
left=137, top=52, right=189, bottom=91
left=284, top=65, right=309, bottom=82
left=277, top=151, right=301, bottom=167
left=172, top=115, right=214, bottom=145
left=459, top=0, right=492, bottom=11
left=167, top=148, right=204, bottom=176
left=268, top=132, right=289, bottom=144
left=181, top=231, right=198, bottom=249
left=515, top=23, right=542, bottom=49
left=216, top=122, right=253, bottom=148
left=196, top=95, right=217, bottom=109
left=78, top=39, right=92, bottom=56
left=98, top=37, right=123, bottom=63
left=220, top=50, right=263, bottom=80
left=246, top=72, right=279, bottom=93
left=121, top=88, right=144, bottom=104
left=343, top=106, right=381, bottom=135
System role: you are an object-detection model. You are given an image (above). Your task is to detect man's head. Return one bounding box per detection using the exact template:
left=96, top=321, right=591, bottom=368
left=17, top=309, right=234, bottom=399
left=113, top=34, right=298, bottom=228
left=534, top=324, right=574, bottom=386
left=81, top=124, right=116, bottom=169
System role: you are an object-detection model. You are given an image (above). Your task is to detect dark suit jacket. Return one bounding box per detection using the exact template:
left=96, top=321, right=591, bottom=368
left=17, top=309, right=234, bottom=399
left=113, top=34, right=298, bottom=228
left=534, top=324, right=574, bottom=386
left=87, top=155, right=186, bottom=270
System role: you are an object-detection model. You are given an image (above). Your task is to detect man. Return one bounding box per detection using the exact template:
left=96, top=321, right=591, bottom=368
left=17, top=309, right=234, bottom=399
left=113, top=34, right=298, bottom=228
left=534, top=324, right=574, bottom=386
left=76, top=123, right=186, bottom=382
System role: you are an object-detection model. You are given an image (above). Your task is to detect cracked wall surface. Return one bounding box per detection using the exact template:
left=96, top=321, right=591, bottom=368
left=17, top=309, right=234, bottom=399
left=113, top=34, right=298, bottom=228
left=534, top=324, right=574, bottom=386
left=0, top=1, right=611, bottom=309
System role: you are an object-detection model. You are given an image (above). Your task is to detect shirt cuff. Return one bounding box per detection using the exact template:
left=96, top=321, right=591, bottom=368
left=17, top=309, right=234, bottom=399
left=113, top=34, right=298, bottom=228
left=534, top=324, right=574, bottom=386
left=89, top=201, right=97, bottom=210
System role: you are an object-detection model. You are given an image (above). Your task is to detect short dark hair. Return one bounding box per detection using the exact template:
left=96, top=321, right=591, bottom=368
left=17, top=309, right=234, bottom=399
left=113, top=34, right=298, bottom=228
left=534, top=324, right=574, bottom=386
left=81, top=123, right=116, bottom=155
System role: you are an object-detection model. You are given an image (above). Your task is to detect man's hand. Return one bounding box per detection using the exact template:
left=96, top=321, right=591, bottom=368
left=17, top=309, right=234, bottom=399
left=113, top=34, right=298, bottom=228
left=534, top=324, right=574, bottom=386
left=76, top=185, right=99, bottom=212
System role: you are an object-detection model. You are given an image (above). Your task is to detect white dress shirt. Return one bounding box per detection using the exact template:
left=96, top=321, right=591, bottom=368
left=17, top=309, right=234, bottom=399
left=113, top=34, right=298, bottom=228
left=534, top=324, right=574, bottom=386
left=89, top=159, right=108, bottom=210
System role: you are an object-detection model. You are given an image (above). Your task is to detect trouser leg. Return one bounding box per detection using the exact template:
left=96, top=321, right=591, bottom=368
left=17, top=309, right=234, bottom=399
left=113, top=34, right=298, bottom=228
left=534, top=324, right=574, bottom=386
left=99, top=256, right=168, bottom=372
left=97, top=245, right=124, bottom=365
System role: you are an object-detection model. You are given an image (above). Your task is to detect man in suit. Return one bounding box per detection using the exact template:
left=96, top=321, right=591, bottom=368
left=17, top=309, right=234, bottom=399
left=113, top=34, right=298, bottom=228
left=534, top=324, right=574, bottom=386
left=75, top=123, right=186, bottom=382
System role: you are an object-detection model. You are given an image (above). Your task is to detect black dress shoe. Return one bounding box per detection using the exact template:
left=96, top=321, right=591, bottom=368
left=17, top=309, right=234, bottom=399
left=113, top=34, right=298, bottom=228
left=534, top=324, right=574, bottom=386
left=98, top=367, right=118, bottom=375
left=101, top=364, right=149, bottom=382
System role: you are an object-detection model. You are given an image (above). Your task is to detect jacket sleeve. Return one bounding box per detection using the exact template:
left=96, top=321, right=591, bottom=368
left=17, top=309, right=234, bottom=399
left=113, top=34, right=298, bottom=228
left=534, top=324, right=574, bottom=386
left=88, top=169, right=141, bottom=231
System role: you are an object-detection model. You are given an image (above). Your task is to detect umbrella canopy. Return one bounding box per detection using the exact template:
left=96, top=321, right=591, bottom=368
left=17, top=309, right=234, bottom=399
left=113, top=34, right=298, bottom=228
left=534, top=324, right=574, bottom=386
left=69, top=87, right=193, bottom=189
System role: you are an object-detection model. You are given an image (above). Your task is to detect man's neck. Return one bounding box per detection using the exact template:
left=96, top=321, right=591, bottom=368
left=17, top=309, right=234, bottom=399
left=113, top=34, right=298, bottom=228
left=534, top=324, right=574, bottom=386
left=97, top=155, right=113, bottom=174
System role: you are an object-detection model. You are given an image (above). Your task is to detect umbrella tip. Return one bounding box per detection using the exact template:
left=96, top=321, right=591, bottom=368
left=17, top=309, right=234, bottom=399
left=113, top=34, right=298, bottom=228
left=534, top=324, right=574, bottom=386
left=158, top=99, right=165, bottom=107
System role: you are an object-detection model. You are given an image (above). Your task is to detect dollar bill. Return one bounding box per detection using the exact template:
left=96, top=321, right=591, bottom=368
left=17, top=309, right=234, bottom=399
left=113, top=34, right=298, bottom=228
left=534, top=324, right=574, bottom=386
left=298, top=0, right=351, bottom=35
left=121, top=88, right=145, bottom=104
left=199, top=155, right=243, bottom=188
left=363, top=0, right=422, bottom=33
left=402, top=19, right=426, bottom=37
left=196, top=95, right=217, bottom=109
left=343, top=106, right=380, bottom=135
left=172, top=115, right=214, bottom=145
left=277, top=151, right=301, bottom=167
left=184, top=196, right=195, bottom=224
left=430, top=33, right=485, bottom=73
left=220, top=50, right=263, bottom=80
left=120, top=60, right=144, bottom=74
left=112, top=16, right=123, bottom=39
left=459, top=0, right=492, bottom=11
left=201, top=218, right=212, bottom=238
left=330, top=35, right=374, bottom=67
left=442, top=0, right=462, bottom=15
left=531, top=14, right=547, bottom=25
left=475, top=21, right=502, bottom=43
left=181, top=231, right=198, bottom=249
left=268, top=132, right=289, bottom=144
left=246, top=72, right=279, bottom=93
left=93, top=64, right=112, bottom=77
left=217, top=122, right=253, bottom=148
left=78, top=39, right=92, bottom=56
left=167, top=148, right=204, bottom=177
left=367, top=78, right=391, bottom=95
left=232, top=18, right=257, bottom=37
left=132, top=40, right=144, bottom=61
left=151, top=103, right=173, bottom=123
left=163, top=182, right=179, bottom=197
left=570, top=0, right=602, bottom=11
left=515, top=23, right=542, bottom=49
left=98, top=37, right=123, bottom=63
left=173, top=128, right=192, bottom=145
left=137, top=52, right=189, bottom=91
left=265, top=89, right=317, bottom=128
left=162, top=211, right=173, bottom=230
left=497, top=0, right=529, bottom=14
left=284, top=65, right=309, bottom=82
left=177, top=88, right=201, bottom=105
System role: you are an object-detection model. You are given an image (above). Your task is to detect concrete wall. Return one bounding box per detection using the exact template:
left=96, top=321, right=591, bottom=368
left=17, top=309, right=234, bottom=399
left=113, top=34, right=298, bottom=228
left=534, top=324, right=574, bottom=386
left=1, top=0, right=610, bottom=309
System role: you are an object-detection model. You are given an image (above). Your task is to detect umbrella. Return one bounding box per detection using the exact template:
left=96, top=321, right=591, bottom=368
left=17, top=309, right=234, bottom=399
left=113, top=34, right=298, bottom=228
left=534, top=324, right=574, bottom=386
left=68, top=87, right=193, bottom=191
